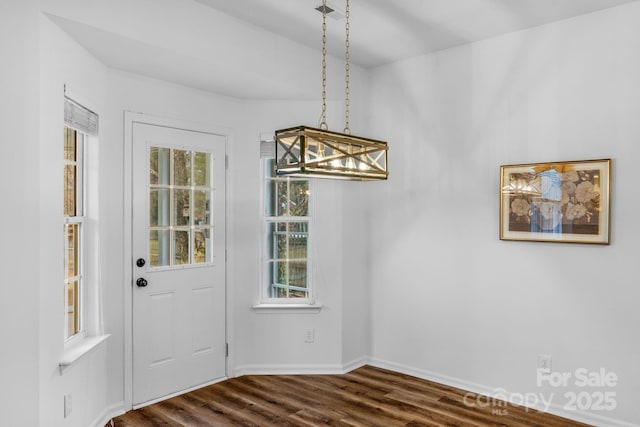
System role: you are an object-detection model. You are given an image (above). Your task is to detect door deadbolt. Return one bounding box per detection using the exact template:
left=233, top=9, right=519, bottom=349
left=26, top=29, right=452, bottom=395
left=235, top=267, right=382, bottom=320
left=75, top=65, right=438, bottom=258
left=136, top=258, right=146, bottom=268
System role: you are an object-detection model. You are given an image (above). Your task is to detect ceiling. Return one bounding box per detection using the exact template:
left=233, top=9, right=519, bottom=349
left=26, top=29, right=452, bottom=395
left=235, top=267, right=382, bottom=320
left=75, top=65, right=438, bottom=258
left=193, top=0, right=637, bottom=68
left=49, top=0, right=637, bottom=99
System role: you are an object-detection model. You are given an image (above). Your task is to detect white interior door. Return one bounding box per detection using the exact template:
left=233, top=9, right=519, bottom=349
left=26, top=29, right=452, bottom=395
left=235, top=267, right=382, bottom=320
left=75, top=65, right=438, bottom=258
left=132, top=123, right=226, bottom=407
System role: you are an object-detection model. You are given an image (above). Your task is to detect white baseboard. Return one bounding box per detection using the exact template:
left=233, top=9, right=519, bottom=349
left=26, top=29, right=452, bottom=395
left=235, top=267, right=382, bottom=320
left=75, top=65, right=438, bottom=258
left=90, top=401, right=125, bottom=427
left=368, top=357, right=639, bottom=427
left=233, top=363, right=346, bottom=377
left=368, top=357, right=502, bottom=402
left=233, top=357, right=369, bottom=377
left=341, top=356, right=368, bottom=373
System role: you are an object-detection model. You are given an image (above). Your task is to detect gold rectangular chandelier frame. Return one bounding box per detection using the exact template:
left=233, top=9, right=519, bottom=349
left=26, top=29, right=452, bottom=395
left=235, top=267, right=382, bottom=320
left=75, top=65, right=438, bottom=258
left=275, top=126, right=388, bottom=181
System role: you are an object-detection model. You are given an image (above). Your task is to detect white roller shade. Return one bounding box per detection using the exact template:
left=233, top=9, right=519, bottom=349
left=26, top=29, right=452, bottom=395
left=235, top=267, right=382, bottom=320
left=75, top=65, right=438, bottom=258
left=260, top=139, right=276, bottom=159
left=64, top=97, right=98, bottom=136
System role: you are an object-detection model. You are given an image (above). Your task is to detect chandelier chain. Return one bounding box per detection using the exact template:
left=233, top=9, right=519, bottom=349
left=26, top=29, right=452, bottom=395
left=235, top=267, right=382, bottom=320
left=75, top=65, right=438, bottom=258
left=344, top=0, right=351, bottom=135
left=319, top=0, right=328, bottom=130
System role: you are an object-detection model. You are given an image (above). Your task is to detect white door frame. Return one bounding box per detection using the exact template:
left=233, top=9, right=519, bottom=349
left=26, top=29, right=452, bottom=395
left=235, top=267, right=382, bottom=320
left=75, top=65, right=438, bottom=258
left=123, top=111, right=233, bottom=409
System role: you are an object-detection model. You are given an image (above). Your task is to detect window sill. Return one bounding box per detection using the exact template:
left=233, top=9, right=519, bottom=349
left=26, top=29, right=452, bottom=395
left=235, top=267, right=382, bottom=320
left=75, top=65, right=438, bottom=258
left=59, top=334, right=110, bottom=374
left=252, top=303, right=323, bottom=314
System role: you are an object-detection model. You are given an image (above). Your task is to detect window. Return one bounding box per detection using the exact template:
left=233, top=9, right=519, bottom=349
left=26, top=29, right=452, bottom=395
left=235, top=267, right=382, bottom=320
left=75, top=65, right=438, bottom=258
left=64, top=126, right=84, bottom=340
left=263, top=158, right=312, bottom=302
left=149, top=147, right=213, bottom=267
left=63, top=96, right=98, bottom=342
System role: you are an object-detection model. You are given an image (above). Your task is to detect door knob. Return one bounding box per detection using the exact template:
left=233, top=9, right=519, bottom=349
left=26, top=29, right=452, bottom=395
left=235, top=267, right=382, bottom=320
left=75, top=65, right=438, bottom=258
left=136, top=278, right=148, bottom=287
left=136, top=258, right=146, bottom=268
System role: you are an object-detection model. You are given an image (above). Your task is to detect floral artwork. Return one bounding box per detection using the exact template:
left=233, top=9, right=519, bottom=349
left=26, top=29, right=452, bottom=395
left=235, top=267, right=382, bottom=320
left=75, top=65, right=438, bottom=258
left=500, top=160, right=611, bottom=244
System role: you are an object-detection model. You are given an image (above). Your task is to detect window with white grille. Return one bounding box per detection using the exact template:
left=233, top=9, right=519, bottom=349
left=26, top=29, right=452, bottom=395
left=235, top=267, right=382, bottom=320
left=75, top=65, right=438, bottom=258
left=262, top=155, right=313, bottom=302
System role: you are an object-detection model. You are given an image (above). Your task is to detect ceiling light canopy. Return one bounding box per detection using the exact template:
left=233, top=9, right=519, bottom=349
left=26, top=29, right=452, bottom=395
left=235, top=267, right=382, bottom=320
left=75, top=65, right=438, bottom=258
left=275, top=0, right=388, bottom=181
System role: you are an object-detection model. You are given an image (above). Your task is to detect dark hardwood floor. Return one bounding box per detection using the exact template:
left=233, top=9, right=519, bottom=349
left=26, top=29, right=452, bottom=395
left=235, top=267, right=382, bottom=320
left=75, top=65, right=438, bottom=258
left=110, top=365, right=593, bottom=426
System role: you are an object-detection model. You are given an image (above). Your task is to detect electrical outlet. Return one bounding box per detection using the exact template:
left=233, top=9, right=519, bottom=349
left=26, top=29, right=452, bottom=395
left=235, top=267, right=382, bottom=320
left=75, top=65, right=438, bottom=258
left=304, top=328, right=315, bottom=343
left=64, top=393, right=72, bottom=418
left=538, top=354, right=552, bottom=374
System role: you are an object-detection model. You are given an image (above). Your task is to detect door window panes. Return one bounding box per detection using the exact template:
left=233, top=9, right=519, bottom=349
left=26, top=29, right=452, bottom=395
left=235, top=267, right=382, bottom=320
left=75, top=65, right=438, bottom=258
left=149, top=147, right=213, bottom=267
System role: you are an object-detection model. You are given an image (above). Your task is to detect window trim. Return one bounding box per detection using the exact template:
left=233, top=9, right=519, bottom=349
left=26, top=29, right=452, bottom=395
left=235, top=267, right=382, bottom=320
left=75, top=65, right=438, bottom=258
left=60, top=93, right=108, bottom=366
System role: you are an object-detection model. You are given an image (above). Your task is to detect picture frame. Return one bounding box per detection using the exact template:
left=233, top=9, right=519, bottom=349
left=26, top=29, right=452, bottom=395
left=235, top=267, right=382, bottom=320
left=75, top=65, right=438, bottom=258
left=500, top=159, right=611, bottom=244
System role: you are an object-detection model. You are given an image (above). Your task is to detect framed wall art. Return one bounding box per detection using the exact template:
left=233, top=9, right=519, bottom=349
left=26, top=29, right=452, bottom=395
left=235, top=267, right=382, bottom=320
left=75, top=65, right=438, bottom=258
left=500, top=159, right=611, bottom=244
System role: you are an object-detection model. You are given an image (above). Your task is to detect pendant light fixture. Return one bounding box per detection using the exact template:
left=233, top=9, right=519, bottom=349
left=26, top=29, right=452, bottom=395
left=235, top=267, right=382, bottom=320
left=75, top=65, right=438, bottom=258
left=275, top=0, right=388, bottom=181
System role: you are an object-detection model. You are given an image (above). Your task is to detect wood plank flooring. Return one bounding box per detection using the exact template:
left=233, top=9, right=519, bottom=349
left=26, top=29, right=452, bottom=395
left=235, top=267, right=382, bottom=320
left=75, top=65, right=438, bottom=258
left=110, top=365, right=593, bottom=426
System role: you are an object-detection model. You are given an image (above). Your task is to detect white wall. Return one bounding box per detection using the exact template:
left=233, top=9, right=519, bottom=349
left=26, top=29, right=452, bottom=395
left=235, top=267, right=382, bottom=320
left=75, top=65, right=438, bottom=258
left=367, top=3, right=640, bottom=426
left=38, top=13, right=111, bottom=427
left=341, top=70, right=375, bottom=366
left=232, top=100, right=347, bottom=374
left=233, top=70, right=372, bottom=373
left=341, top=182, right=372, bottom=367
left=104, top=73, right=371, bottom=402
left=0, top=1, right=40, bottom=426
left=32, top=0, right=371, bottom=422
left=104, top=70, right=243, bottom=410
left=13, top=0, right=639, bottom=426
